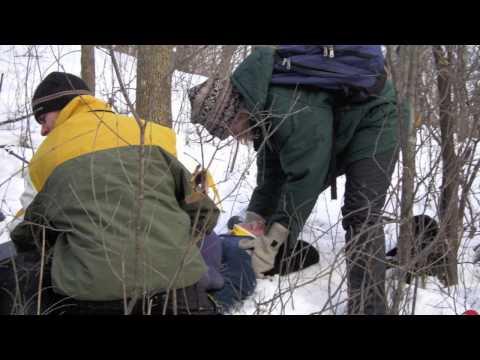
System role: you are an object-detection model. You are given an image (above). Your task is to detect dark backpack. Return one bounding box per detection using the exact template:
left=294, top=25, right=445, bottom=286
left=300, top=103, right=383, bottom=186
left=271, top=45, right=387, bottom=102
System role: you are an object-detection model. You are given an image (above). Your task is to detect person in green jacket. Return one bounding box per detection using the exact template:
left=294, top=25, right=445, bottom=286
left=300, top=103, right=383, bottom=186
left=8, top=72, right=220, bottom=315
left=188, top=47, right=401, bottom=315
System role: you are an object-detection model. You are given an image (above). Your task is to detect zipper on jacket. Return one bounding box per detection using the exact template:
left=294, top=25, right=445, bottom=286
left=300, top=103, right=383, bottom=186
left=278, top=46, right=375, bottom=60
left=88, top=109, right=116, bottom=114
left=289, top=60, right=379, bottom=77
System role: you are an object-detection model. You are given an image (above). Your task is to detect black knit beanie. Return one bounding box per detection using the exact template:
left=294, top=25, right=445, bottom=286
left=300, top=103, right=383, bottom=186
left=32, top=72, right=91, bottom=123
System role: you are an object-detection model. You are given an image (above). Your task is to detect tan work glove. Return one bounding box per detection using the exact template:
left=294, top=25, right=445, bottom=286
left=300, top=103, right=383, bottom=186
left=238, top=222, right=289, bottom=278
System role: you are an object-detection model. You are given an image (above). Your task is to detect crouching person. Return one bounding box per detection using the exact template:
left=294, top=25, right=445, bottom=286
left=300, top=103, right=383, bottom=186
left=188, top=46, right=401, bottom=315
left=8, top=72, right=220, bottom=315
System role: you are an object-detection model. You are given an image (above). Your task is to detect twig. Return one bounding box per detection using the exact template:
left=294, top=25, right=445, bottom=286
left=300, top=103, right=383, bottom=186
left=109, top=46, right=147, bottom=315
left=0, top=113, right=34, bottom=126
left=229, top=140, right=240, bottom=173
left=0, top=145, right=30, bottom=164
left=0, top=168, right=23, bottom=189
left=37, top=226, right=47, bottom=315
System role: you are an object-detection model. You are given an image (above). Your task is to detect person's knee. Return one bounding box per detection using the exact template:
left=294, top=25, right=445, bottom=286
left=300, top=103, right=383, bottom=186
left=342, top=207, right=383, bottom=233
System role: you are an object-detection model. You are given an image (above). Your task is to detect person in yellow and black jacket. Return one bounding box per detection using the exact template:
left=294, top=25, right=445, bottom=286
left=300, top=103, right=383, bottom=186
left=4, top=72, right=220, bottom=315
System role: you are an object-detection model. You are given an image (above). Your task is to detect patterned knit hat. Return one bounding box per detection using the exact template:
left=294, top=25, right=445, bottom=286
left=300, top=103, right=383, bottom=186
left=32, top=72, right=91, bottom=124
left=187, top=77, right=243, bottom=140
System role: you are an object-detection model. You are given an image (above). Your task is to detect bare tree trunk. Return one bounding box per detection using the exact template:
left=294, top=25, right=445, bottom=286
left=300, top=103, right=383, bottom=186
left=81, top=45, right=95, bottom=94
left=216, top=45, right=237, bottom=78
left=136, top=45, right=174, bottom=127
left=387, top=45, right=421, bottom=314
left=453, top=45, right=469, bottom=143
left=433, top=45, right=460, bottom=286
left=399, top=46, right=421, bottom=267
left=453, top=45, right=479, bottom=232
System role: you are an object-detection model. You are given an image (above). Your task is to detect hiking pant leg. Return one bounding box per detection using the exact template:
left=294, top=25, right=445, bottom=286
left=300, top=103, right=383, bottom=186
left=341, top=150, right=397, bottom=315
left=0, top=257, right=18, bottom=314
left=0, top=251, right=50, bottom=315
left=211, top=236, right=256, bottom=313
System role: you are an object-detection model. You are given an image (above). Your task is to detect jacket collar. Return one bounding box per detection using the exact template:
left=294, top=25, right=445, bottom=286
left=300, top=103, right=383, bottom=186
left=55, top=95, right=112, bottom=128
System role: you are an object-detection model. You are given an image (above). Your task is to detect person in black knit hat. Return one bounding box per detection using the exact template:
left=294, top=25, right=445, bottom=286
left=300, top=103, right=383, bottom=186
left=1, top=71, right=222, bottom=315
left=31, top=72, right=91, bottom=135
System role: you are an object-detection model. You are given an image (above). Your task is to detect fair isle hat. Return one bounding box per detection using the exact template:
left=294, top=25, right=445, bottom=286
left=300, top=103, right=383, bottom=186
left=187, top=77, right=243, bottom=140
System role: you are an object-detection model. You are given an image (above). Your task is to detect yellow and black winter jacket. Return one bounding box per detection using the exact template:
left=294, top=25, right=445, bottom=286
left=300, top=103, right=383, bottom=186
left=10, top=95, right=219, bottom=301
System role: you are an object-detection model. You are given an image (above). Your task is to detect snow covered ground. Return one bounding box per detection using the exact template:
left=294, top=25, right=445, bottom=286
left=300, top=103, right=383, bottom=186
left=1, top=45, right=479, bottom=315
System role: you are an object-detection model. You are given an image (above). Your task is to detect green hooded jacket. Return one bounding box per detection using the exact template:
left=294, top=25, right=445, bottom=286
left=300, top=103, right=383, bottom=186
left=231, top=47, right=400, bottom=242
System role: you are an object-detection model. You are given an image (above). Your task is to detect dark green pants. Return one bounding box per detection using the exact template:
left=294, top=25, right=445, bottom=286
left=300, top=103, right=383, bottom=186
left=342, top=150, right=397, bottom=315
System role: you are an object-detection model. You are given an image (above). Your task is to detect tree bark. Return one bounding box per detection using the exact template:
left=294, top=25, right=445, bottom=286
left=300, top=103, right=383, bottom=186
left=136, top=45, right=174, bottom=127
left=216, top=45, right=237, bottom=78
left=399, top=46, right=420, bottom=270
left=81, top=45, right=96, bottom=94
left=386, top=45, right=421, bottom=314
left=453, top=45, right=469, bottom=143
left=433, top=45, right=460, bottom=286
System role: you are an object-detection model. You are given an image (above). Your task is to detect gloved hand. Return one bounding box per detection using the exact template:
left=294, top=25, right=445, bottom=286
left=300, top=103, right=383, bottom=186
left=238, top=222, right=289, bottom=278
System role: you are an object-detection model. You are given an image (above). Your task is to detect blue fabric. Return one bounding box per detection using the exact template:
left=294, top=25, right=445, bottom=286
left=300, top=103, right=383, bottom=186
left=198, top=232, right=225, bottom=291
left=210, top=235, right=257, bottom=313
left=0, top=242, right=16, bottom=262
left=271, top=45, right=384, bottom=92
